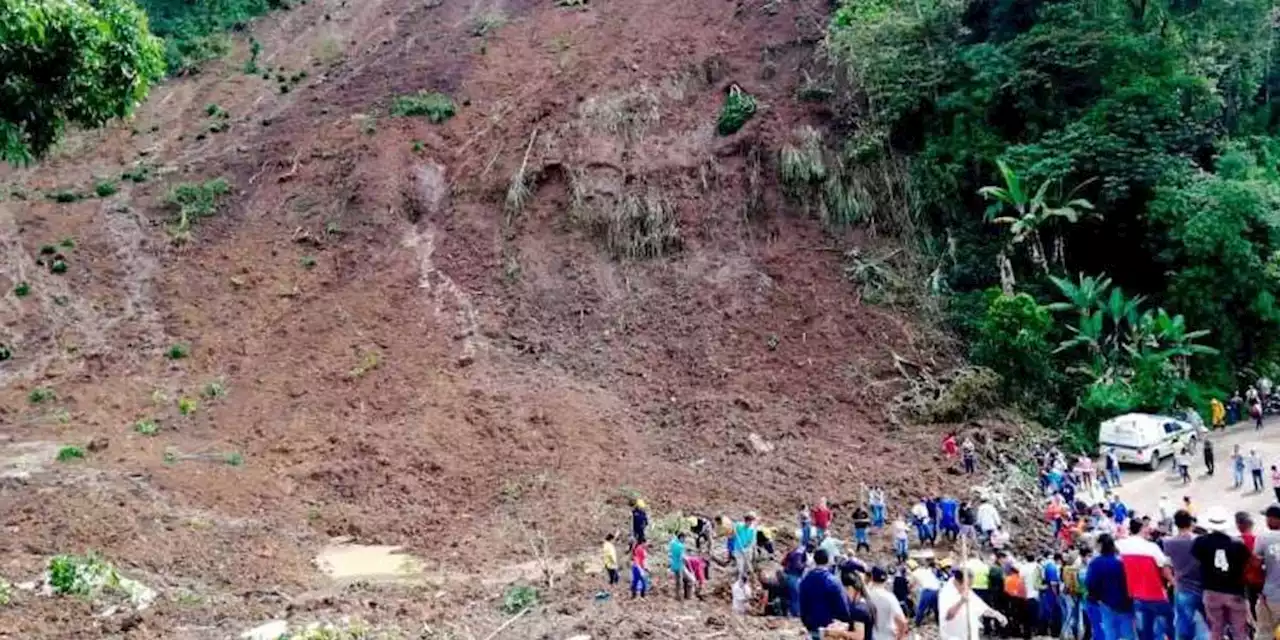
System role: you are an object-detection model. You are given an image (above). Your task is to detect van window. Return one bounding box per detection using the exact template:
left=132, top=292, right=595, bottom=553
left=1163, top=422, right=1181, bottom=435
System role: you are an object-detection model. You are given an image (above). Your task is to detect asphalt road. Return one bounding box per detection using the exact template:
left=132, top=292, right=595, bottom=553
left=1111, top=420, right=1280, bottom=520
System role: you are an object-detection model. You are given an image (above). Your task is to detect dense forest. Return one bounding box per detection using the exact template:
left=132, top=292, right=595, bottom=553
left=826, top=0, right=1280, bottom=443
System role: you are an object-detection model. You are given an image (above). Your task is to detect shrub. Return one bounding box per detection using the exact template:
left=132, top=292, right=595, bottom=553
left=299, top=255, right=317, bottom=268
left=94, top=180, right=118, bottom=198
left=203, top=380, right=227, bottom=398
left=165, top=178, right=231, bottom=240
left=13, top=282, right=30, bottom=297
left=49, top=258, right=68, bottom=274
left=471, top=12, right=507, bottom=37
left=223, top=451, right=243, bottom=466
left=177, top=397, right=197, bottom=416
left=134, top=420, right=159, bottom=436
left=56, top=446, right=85, bottom=462
left=501, top=584, right=538, bottom=614
left=28, top=387, right=55, bottom=404
left=971, top=291, right=1057, bottom=402
left=390, top=91, right=456, bottom=123
left=47, top=190, right=82, bottom=203
left=166, top=343, right=189, bottom=359
left=716, top=85, right=756, bottom=136
left=121, top=165, right=151, bottom=183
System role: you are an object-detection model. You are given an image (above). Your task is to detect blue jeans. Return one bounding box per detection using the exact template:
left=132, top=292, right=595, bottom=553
left=871, top=504, right=886, bottom=527
left=1040, top=592, right=1060, bottom=636
left=1060, top=594, right=1079, bottom=639
left=894, top=538, right=908, bottom=559
left=1173, top=590, right=1209, bottom=640
left=854, top=527, right=870, bottom=548
left=630, top=565, right=648, bottom=597
left=785, top=573, right=802, bottom=617
left=916, top=588, right=939, bottom=625
left=1234, top=466, right=1245, bottom=488
left=1086, top=602, right=1104, bottom=640
left=800, top=522, right=811, bottom=549
left=1135, top=599, right=1172, bottom=640
left=1108, top=467, right=1121, bottom=486
left=1102, top=603, right=1137, bottom=640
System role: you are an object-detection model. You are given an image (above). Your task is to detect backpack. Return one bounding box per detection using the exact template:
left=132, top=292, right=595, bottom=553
left=1062, top=565, right=1081, bottom=597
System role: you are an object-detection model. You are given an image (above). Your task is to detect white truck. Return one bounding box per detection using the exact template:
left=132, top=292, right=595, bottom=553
left=1098, top=412, right=1201, bottom=470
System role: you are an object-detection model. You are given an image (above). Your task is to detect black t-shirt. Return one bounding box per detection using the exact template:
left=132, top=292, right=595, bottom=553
left=1191, top=532, right=1251, bottom=596
left=850, top=601, right=875, bottom=640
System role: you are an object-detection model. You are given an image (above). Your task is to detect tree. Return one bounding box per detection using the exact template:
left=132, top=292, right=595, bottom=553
left=0, top=0, right=165, bottom=164
left=979, top=159, right=1095, bottom=286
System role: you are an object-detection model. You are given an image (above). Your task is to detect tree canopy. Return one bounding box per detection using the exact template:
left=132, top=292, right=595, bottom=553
left=0, top=0, right=165, bottom=164
left=828, top=0, right=1280, bottom=443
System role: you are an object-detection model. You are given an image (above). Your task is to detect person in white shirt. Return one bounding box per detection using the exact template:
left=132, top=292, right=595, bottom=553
left=731, top=573, right=752, bottom=615
left=868, top=566, right=909, bottom=640
left=940, top=567, right=1007, bottom=640
left=911, top=561, right=944, bottom=625
left=976, top=500, right=1001, bottom=542
left=892, top=518, right=910, bottom=561
left=991, top=527, right=1011, bottom=551
left=1157, top=495, right=1174, bottom=530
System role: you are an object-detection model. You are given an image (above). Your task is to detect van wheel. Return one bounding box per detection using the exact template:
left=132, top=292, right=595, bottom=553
left=1148, top=451, right=1161, bottom=471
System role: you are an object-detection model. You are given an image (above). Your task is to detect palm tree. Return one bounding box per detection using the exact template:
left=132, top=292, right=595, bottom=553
left=979, top=160, right=1096, bottom=281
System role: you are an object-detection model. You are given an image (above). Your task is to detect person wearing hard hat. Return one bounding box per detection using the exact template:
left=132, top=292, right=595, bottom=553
left=630, top=499, right=649, bottom=546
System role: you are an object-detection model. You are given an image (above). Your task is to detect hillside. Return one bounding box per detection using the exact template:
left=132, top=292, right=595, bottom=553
left=0, top=0, right=973, bottom=637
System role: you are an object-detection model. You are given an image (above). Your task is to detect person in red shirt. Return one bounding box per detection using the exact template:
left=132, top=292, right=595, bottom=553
left=812, top=498, right=833, bottom=540
left=630, top=542, right=649, bottom=598
left=943, top=433, right=959, bottom=458
left=684, top=553, right=708, bottom=600
left=1117, top=519, right=1173, bottom=640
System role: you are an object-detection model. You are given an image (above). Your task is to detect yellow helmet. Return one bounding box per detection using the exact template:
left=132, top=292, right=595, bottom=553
left=635, top=499, right=647, bottom=509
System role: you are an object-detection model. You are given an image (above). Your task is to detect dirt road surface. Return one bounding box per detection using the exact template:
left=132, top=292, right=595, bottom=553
left=1113, top=421, right=1280, bottom=520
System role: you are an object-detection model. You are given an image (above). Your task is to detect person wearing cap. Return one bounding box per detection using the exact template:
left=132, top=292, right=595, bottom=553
left=1251, top=505, right=1280, bottom=640
left=631, top=499, right=649, bottom=546
left=1192, top=506, right=1251, bottom=640
left=1117, top=518, right=1174, bottom=640
left=940, top=567, right=1007, bottom=640
left=1162, top=510, right=1210, bottom=640
left=832, top=569, right=876, bottom=640
left=784, top=542, right=810, bottom=618
left=868, top=566, right=909, bottom=640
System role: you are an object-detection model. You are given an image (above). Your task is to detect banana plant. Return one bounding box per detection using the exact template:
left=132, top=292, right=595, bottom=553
left=979, top=159, right=1096, bottom=276
left=1046, top=273, right=1113, bottom=315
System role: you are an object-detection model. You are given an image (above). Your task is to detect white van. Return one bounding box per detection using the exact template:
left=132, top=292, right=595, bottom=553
left=1098, top=413, right=1199, bottom=470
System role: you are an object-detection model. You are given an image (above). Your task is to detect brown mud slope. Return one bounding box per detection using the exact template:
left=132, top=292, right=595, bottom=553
left=0, top=0, right=976, bottom=636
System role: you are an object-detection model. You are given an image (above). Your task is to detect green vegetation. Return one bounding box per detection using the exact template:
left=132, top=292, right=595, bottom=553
left=0, top=0, right=164, bottom=165
left=49, top=258, right=68, bottom=274
left=177, top=397, right=197, bottom=416
left=826, top=0, right=1280, bottom=445
left=203, top=379, right=227, bottom=398
left=28, top=387, right=54, bottom=404
left=94, top=180, right=118, bottom=198
left=165, top=178, right=231, bottom=241
left=716, top=85, right=756, bottom=136
left=139, top=0, right=290, bottom=74
left=56, top=446, right=85, bottom=462
left=501, top=584, right=538, bottom=614
left=13, top=282, right=30, bottom=297
left=244, top=37, right=262, bottom=74
left=46, top=190, right=82, bottom=203
left=134, top=419, right=159, bottom=436
left=390, top=91, right=456, bottom=123
left=223, top=451, right=243, bottom=466
left=166, top=343, right=189, bottom=359
left=299, top=255, right=317, bottom=269
left=471, top=11, right=507, bottom=37
left=121, top=165, right=151, bottom=183
left=59, top=237, right=75, bottom=249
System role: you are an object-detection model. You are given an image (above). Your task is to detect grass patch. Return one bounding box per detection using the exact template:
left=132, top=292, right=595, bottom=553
left=134, top=419, right=160, bottom=436
left=223, top=451, right=244, bottom=466
left=94, top=180, right=118, bottom=198
left=574, top=187, right=682, bottom=260
left=471, top=11, right=508, bottom=37
left=121, top=165, right=151, bottom=183
left=166, top=343, right=190, bottom=360
left=13, top=282, right=30, bottom=297
left=165, top=178, right=231, bottom=242
left=300, top=255, right=317, bottom=269
left=580, top=89, right=660, bottom=141
left=49, top=258, right=68, bottom=274
left=177, top=397, right=198, bottom=416
left=59, top=237, right=75, bottom=249
left=501, top=584, right=538, bottom=614
left=28, top=387, right=55, bottom=404
left=140, top=0, right=291, bottom=74
left=347, top=349, right=381, bottom=378
left=716, top=85, right=757, bottom=136
left=56, top=446, right=85, bottom=462
left=390, top=91, right=456, bottom=123
left=203, top=379, right=228, bottom=399
left=244, top=38, right=262, bottom=74
left=46, top=189, right=82, bottom=203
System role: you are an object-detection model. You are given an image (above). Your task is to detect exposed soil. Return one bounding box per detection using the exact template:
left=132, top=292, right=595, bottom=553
left=0, top=0, right=992, bottom=637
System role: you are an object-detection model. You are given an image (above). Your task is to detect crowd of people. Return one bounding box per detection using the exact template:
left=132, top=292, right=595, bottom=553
left=602, top=426, right=1280, bottom=640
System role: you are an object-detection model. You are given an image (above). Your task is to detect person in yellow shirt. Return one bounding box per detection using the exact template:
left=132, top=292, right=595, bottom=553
left=602, top=533, right=619, bottom=585
left=1211, top=397, right=1226, bottom=429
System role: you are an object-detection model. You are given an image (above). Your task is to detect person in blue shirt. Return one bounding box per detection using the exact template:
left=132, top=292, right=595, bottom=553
left=631, top=499, right=649, bottom=545
left=1040, top=552, right=1062, bottom=636
left=1110, top=496, right=1128, bottom=525
left=938, top=495, right=960, bottom=542
left=799, top=548, right=854, bottom=639
left=669, top=533, right=688, bottom=600
left=783, top=544, right=810, bottom=618
left=1085, top=534, right=1135, bottom=640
